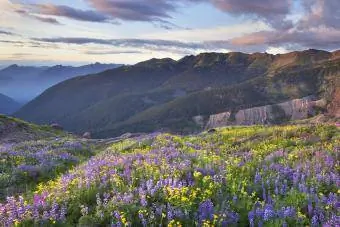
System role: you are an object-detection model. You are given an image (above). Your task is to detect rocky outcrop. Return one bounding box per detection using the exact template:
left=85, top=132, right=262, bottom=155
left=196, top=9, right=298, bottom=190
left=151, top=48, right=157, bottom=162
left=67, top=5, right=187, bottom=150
left=0, top=115, right=58, bottom=143
left=326, top=80, right=340, bottom=118
left=192, top=115, right=205, bottom=128
left=235, top=96, right=326, bottom=125
left=205, top=112, right=231, bottom=129
left=201, top=96, right=326, bottom=129
left=50, top=123, right=63, bottom=131
left=329, top=88, right=340, bottom=117
left=82, top=132, right=92, bottom=139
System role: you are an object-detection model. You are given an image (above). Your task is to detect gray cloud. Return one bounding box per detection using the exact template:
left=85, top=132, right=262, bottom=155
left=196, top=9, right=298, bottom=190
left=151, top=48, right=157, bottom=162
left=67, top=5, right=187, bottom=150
left=10, top=0, right=294, bottom=30
left=224, top=0, right=340, bottom=51
left=0, top=39, right=58, bottom=49
left=84, top=50, right=144, bottom=55
left=86, top=0, right=175, bottom=22
left=299, top=0, right=340, bottom=29
left=228, top=29, right=340, bottom=51
left=34, top=16, right=60, bottom=25
left=207, top=0, right=293, bottom=29
left=10, top=0, right=340, bottom=53
left=0, top=40, right=25, bottom=46
left=33, top=37, right=204, bottom=50
left=0, top=30, right=16, bottom=36
left=29, top=4, right=111, bottom=23
left=16, top=9, right=62, bottom=25
left=17, top=1, right=178, bottom=28
left=32, top=29, right=340, bottom=55
left=1, top=53, right=47, bottom=60
left=16, top=0, right=294, bottom=29
left=32, top=36, right=265, bottom=54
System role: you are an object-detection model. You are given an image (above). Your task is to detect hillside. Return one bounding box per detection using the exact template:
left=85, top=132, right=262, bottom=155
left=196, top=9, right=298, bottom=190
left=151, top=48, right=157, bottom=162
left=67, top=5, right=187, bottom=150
left=0, top=124, right=338, bottom=226
left=0, top=114, right=66, bottom=143
left=15, top=49, right=340, bottom=137
left=0, top=115, right=94, bottom=200
left=0, top=93, right=21, bottom=114
left=0, top=63, right=122, bottom=103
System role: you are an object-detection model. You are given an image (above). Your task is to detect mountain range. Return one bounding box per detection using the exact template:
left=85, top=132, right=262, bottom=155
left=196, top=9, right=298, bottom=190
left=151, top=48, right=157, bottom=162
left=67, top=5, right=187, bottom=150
left=15, top=49, right=340, bottom=138
left=0, top=62, right=122, bottom=104
left=0, top=93, right=20, bottom=114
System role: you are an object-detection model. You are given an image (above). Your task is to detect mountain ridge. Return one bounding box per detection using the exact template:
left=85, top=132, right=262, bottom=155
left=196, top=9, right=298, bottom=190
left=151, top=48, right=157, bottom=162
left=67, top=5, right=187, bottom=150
left=15, top=49, right=340, bottom=137
left=0, top=62, right=123, bottom=103
left=0, top=93, right=20, bottom=114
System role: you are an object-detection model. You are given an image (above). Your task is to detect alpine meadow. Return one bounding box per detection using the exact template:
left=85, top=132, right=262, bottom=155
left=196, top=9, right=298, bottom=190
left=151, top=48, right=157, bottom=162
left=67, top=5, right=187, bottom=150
left=0, top=0, right=339, bottom=226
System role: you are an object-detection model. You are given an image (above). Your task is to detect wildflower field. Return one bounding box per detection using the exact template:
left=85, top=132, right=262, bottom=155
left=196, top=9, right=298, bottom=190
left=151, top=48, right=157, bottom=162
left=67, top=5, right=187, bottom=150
left=0, top=125, right=339, bottom=226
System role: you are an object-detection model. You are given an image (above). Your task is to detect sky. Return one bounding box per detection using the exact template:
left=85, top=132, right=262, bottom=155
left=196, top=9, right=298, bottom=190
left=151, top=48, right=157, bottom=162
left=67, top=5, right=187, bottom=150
left=0, top=0, right=339, bottom=65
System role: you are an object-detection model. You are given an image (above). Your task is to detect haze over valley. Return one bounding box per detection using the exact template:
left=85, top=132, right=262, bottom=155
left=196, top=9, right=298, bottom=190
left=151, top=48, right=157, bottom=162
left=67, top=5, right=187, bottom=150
left=0, top=62, right=122, bottom=105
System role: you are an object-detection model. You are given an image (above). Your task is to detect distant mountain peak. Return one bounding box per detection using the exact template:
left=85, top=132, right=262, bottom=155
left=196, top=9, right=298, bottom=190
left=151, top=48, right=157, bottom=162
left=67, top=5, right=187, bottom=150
left=9, top=64, right=19, bottom=68
left=0, top=62, right=122, bottom=103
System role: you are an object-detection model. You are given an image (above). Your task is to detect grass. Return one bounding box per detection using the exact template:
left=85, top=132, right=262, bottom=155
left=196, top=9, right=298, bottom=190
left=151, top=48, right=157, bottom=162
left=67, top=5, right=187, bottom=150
left=0, top=124, right=338, bottom=226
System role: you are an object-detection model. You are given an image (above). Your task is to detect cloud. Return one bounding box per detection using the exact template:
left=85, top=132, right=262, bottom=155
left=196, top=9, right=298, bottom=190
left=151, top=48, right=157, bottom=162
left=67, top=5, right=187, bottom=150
left=33, top=37, right=204, bottom=50
left=29, top=4, right=111, bottom=23
left=12, top=0, right=294, bottom=30
left=86, top=0, right=175, bottom=22
left=7, top=0, right=340, bottom=54
left=222, top=0, right=340, bottom=51
left=299, top=0, right=340, bottom=29
left=207, top=0, right=293, bottom=29
left=16, top=9, right=62, bottom=25
left=31, top=36, right=261, bottom=54
left=0, top=39, right=58, bottom=49
left=0, top=30, right=16, bottom=36
left=84, top=50, right=144, bottom=55
left=0, top=53, right=47, bottom=60
left=228, top=28, right=340, bottom=50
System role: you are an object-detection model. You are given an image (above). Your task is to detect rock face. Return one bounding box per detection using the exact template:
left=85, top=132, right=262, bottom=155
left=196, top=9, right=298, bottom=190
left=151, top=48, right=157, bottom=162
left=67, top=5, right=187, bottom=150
left=203, top=96, right=326, bottom=129
left=192, top=115, right=205, bottom=128
left=205, top=112, right=231, bottom=129
left=327, top=85, right=340, bottom=118
left=235, top=96, right=326, bottom=125
left=50, top=123, right=63, bottom=131
left=82, top=132, right=92, bottom=139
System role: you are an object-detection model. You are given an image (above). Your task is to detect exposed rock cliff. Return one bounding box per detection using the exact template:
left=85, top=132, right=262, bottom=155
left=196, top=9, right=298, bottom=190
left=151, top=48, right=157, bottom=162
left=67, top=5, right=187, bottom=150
left=201, top=96, right=326, bottom=129
left=205, top=112, right=231, bottom=129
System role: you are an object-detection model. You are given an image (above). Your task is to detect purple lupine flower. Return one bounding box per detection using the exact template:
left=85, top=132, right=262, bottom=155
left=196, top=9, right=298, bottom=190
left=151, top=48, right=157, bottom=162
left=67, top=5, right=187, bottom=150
left=198, top=199, right=214, bottom=222
left=263, top=205, right=275, bottom=221
left=113, top=211, right=121, bottom=220
left=255, top=171, right=261, bottom=184
left=59, top=205, right=67, bottom=221
left=308, top=200, right=313, bottom=217
left=140, top=195, right=147, bottom=207
left=311, top=215, right=318, bottom=227
left=262, top=181, right=267, bottom=201
left=167, top=204, right=174, bottom=220
left=138, top=213, right=147, bottom=227
left=323, top=214, right=340, bottom=227
left=49, top=201, right=59, bottom=220
left=248, top=210, right=255, bottom=227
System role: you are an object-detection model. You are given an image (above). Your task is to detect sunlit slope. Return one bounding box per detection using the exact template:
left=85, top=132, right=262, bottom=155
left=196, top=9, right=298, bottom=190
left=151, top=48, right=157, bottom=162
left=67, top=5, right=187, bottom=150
left=1, top=124, right=338, bottom=226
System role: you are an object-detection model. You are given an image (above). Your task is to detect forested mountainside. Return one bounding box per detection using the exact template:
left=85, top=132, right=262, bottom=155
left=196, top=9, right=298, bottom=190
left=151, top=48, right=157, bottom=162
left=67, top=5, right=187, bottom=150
left=15, top=49, right=340, bottom=137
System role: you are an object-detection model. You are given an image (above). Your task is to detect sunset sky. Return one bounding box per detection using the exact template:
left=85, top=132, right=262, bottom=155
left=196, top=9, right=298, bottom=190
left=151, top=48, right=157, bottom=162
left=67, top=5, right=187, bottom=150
left=0, top=0, right=339, bottom=65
